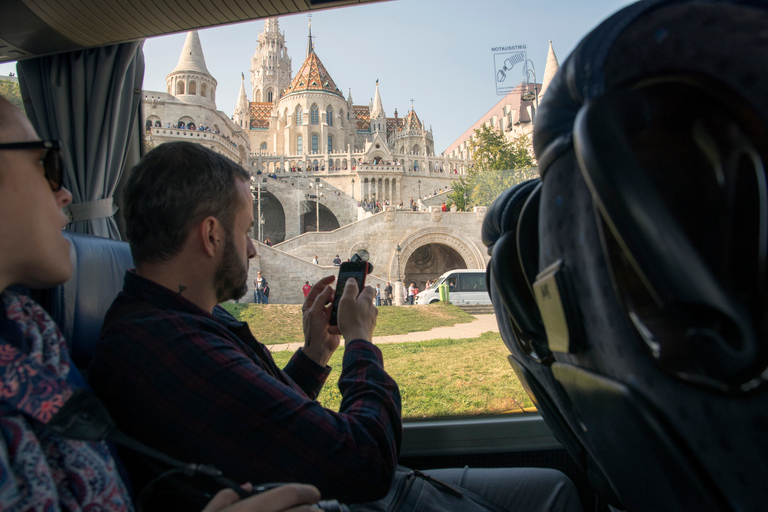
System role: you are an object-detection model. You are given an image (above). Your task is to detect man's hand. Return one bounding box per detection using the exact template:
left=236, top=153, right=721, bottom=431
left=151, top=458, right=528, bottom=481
left=302, top=275, right=340, bottom=366
left=337, top=278, right=377, bottom=343
left=202, top=483, right=321, bottom=512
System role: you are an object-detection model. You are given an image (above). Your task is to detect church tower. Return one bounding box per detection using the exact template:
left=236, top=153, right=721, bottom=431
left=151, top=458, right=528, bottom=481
left=234, top=73, right=250, bottom=130
left=251, top=17, right=292, bottom=103
left=370, top=80, right=386, bottom=137
left=166, top=30, right=217, bottom=109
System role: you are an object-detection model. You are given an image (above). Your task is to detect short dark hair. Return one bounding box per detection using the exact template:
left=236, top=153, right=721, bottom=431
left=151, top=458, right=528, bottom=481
left=124, top=141, right=250, bottom=265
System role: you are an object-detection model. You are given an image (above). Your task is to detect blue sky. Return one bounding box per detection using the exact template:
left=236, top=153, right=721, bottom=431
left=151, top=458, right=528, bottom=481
left=0, top=0, right=635, bottom=153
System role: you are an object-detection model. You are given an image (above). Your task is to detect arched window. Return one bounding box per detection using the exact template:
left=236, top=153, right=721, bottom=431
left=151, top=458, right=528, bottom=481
left=267, top=89, right=273, bottom=102
left=413, top=145, right=420, bottom=155
left=260, top=142, right=267, bottom=150
left=297, top=135, right=303, bottom=155
left=310, top=104, right=319, bottom=125
left=176, top=80, right=185, bottom=95
left=154, top=120, right=161, bottom=127
left=295, top=107, right=303, bottom=126
left=211, top=88, right=215, bottom=102
left=327, top=136, right=333, bottom=153
left=189, top=81, right=197, bottom=95
left=312, top=134, right=318, bottom=154
left=339, top=109, right=344, bottom=127
left=145, top=119, right=152, bottom=130
left=326, top=106, right=333, bottom=127
left=201, top=83, right=207, bottom=97
left=414, top=161, right=419, bottom=171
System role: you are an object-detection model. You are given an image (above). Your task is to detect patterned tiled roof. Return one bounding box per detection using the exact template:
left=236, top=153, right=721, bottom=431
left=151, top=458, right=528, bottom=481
left=387, top=117, right=404, bottom=135
left=249, top=102, right=272, bottom=129
left=354, top=105, right=370, bottom=132
left=400, top=109, right=422, bottom=132
left=283, top=52, right=344, bottom=99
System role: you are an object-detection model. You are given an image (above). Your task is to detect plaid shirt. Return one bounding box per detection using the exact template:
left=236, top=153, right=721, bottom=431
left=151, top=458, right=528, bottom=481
left=88, top=271, right=401, bottom=503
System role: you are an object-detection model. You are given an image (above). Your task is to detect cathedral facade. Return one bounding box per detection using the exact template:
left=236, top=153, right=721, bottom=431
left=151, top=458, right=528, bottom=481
left=141, top=18, right=467, bottom=243
left=235, top=18, right=468, bottom=188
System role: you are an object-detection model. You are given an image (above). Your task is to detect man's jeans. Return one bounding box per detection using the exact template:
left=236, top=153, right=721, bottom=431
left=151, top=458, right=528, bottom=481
left=255, top=290, right=268, bottom=304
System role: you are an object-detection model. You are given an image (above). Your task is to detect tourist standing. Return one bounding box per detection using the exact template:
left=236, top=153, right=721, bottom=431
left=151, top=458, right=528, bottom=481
left=254, top=271, right=268, bottom=304
left=384, top=282, right=393, bottom=306
left=302, top=281, right=312, bottom=298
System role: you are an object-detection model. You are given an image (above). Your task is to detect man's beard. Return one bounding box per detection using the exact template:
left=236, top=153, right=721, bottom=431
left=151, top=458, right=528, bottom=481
left=215, top=235, right=249, bottom=302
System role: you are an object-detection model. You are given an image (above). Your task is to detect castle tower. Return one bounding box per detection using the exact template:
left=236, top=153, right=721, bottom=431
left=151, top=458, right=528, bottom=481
left=370, top=80, right=386, bottom=135
left=234, top=73, right=250, bottom=130
left=166, top=31, right=217, bottom=109
left=251, top=17, right=292, bottom=103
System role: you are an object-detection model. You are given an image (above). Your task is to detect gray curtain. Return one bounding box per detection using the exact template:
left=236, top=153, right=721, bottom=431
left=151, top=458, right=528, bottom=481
left=18, top=41, right=145, bottom=239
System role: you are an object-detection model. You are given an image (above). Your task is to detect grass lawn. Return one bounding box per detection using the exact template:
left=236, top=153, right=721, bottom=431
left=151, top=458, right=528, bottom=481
left=271, top=332, right=536, bottom=418
left=221, top=301, right=475, bottom=345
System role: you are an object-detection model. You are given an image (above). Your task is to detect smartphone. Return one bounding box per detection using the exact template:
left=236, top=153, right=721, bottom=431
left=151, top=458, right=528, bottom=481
left=329, top=260, right=369, bottom=326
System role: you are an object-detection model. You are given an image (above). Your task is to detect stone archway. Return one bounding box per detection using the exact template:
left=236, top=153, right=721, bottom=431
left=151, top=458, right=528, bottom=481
left=389, top=227, right=485, bottom=283
left=404, top=243, right=466, bottom=290
left=301, top=202, right=340, bottom=234
left=253, top=191, right=286, bottom=244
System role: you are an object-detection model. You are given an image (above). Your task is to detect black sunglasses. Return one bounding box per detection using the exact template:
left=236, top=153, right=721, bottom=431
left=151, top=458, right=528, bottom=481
left=0, top=140, right=63, bottom=191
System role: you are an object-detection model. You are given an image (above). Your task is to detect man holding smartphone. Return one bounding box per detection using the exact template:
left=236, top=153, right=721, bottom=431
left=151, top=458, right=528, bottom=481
left=88, top=142, right=402, bottom=504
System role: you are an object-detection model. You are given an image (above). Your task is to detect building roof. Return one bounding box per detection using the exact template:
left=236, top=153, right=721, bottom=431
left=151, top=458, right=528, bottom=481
left=170, top=30, right=211, bottom=76
left=249, top=102, right=273, bottom=129
left=283, top=51, right=343, bottom=99
left=354, top=105, right=370, bottom=131
left=401, top=109, right=422, bottom=132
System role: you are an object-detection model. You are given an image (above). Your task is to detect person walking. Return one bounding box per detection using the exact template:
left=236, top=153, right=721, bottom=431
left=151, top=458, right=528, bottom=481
left=407, top=282, right=416, bottom=305
left=375, top=284, right=382, bottom=306
left=302, top=281, right=312, bottom=298
left=384, top=282, right=393, bottom=306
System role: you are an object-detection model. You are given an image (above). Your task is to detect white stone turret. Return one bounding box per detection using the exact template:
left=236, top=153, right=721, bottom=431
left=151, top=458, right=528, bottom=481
left=166, top=31, right=217, bottom=109
left=251, top=17, right=292, bottom=103
left=370, top=80, right=386, bottom=136
left=234, top=73, right=250, bottom=129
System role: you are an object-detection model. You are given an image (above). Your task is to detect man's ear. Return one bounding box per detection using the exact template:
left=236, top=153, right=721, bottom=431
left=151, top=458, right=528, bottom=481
left=199, top=216, right=224, bottom=258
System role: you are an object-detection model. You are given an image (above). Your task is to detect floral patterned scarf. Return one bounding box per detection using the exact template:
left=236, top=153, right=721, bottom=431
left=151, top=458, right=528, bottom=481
left=0, top=290, right=133, bottom=511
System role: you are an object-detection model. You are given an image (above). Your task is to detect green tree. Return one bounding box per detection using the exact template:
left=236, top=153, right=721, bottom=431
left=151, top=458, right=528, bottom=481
left=465, top=127, right=538, bottom=207
left=0, top=79, right=24, bottom=114
left=446, top=175, right=472, bottom=211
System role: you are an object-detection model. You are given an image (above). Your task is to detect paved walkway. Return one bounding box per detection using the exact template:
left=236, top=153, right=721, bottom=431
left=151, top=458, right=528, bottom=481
left=266, top=314, right=499, bottom=353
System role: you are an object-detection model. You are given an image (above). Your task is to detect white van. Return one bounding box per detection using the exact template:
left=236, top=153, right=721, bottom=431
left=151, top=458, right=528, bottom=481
left=415, top=269, right=490, bottom=305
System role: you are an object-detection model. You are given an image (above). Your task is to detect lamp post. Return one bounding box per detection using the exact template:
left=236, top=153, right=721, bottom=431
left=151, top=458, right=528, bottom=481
left=310, top=177, right=323, bottom=232
left=396, top=243, right=401, bottom=282
left=250, top=176, right=267, bottom=242
left=521, top=59, right=539, bottom=120
left=394, top=243, right=404, bottom=306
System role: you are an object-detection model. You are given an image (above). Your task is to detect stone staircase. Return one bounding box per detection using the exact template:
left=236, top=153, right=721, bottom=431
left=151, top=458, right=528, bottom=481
left=457, top=304, right=495, bottom=315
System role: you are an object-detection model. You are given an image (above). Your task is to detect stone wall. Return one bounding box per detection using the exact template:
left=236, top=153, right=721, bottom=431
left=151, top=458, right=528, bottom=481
left=248, top=206, right=488, bottom=304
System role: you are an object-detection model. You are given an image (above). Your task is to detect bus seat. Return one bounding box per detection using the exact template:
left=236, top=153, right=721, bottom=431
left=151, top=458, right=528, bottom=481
left=47, top=232, right=133, bottom=369
left=484, top=1, right=768, bottom=511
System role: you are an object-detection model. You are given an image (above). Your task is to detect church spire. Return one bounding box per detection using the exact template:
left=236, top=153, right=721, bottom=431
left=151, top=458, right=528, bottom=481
left=236, top=73, right=249, bottom=113
left=539, top=40, right=560, bottom=98
left=306, top=18, right=314, bottom=57
left=370, top=79, right=385, bottom=119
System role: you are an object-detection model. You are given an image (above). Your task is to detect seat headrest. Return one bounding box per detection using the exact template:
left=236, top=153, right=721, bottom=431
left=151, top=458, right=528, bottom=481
left=53, top=232, right=134, bottom=368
